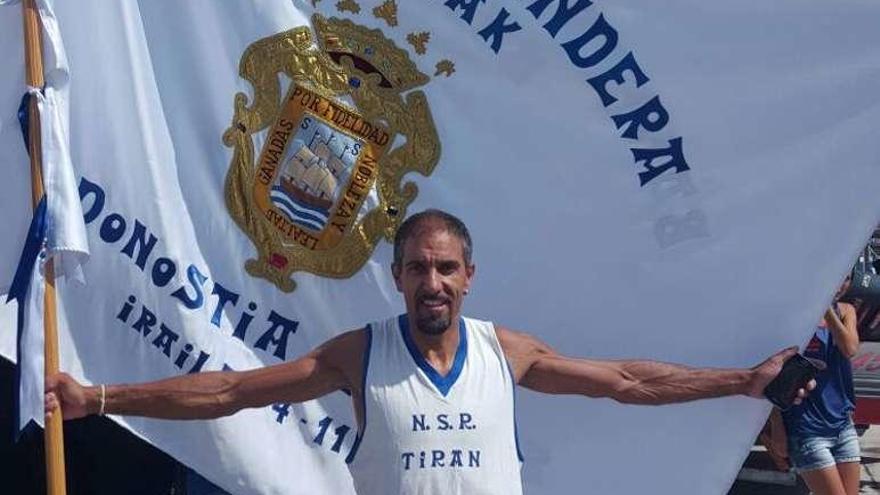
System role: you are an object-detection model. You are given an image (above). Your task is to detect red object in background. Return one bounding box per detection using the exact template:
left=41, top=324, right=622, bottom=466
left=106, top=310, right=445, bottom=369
left=855, top=397, right=880, bottom=425
left=853, top=342, right=880, bottom=425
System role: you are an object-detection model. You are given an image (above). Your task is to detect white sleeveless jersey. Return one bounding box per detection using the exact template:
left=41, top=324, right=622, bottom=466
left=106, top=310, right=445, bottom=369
left=348, top=315, right=524, bottom=495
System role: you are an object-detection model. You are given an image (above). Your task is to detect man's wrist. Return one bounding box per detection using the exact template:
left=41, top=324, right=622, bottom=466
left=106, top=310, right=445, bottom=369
left=742, top=368, right=762, bottom=398
left=85, top=385, right=103, bottom=416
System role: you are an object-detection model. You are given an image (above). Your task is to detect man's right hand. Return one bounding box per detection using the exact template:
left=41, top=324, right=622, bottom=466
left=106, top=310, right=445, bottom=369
left=45, top=372, right=96, bottom=420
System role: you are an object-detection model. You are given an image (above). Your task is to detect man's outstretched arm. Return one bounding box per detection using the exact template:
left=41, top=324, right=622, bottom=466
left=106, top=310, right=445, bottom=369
left=45, top=329, right=366, bottom=420
left=497, top=327, right=806, bottom=405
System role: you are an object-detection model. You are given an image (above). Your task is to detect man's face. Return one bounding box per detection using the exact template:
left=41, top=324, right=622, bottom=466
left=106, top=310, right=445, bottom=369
left=393, top=224, right=474, bottom=336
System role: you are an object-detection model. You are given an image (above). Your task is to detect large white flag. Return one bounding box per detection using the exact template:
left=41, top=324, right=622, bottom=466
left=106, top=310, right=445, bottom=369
left=2, top=1, right=880, bottom=494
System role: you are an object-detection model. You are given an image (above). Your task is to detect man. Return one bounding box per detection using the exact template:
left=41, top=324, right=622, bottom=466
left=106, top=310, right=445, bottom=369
left=46, top=209, right=810, bottom=494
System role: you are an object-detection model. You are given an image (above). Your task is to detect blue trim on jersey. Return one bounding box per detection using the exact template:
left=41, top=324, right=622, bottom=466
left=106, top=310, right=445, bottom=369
left=345, top=325, right=373, bottom=464
left=505, top=360, right=525, bottom=462
left=398, top=314, right=468, bottom=397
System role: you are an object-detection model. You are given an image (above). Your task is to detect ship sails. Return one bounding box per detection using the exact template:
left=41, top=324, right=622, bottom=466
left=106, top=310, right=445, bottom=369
left=270, top=138, right=348, bottom=232
left=284, top=145, right=338, bottom=207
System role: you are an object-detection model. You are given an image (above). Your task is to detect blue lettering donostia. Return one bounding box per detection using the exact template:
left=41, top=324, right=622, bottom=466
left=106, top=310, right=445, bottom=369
left=85, top=174, right=357, bottom=459
left=433, top=0, right=693, bottom=187
left=80, top=176, right=301, bottom=372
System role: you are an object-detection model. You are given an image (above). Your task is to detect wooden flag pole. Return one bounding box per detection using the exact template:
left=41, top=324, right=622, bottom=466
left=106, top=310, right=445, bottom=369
left=22, top=1, right=68, bottom=494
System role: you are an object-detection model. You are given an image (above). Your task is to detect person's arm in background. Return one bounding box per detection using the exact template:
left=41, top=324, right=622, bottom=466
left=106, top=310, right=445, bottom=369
left=826, top=302, right=859, bottom=358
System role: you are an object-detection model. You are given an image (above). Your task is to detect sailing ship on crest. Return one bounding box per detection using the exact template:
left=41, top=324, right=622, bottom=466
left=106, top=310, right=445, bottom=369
left=281, top=143, right=343, bottom=210
left=271, top=132, right=353, bottom=232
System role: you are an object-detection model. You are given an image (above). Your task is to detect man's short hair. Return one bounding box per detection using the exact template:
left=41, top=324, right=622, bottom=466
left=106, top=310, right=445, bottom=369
left=393, top=209, right=473, bottom=267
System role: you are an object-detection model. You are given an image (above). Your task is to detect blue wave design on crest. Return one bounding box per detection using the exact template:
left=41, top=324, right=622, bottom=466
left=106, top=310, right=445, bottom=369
left=270, top=186, right=330, bottom=231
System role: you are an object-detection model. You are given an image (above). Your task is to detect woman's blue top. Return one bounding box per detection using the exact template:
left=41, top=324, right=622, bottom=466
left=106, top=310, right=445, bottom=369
left=782, top=327, right=856, bottom=436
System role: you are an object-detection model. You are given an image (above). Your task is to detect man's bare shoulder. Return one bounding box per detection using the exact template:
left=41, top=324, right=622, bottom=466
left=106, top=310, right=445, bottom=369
left=313, top=328, right=370, bottom=387
left=494, top=325, right=557, bottom=382
left=494, top=325, right=555, bottom=355
left=316, top=328, right=369, bottom=362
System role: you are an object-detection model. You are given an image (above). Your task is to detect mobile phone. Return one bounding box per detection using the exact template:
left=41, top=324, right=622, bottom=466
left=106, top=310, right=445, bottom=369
left=763, top=354, right=825, bottom=411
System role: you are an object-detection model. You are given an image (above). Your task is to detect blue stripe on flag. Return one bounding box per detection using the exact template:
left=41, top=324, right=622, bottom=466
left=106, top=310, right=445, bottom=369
left=17, top=92, right=30, bottom=150
left=7, top=197, right=46, bottom=305
left=17, top=88, right=44, bottom=151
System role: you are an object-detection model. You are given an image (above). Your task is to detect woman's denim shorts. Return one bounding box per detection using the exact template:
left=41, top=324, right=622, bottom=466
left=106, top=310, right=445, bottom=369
left=787, top=421, right=861, bottom=473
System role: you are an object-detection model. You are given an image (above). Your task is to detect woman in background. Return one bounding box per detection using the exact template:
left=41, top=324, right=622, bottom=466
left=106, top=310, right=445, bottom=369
left=770, top=280, right=860, bottom=495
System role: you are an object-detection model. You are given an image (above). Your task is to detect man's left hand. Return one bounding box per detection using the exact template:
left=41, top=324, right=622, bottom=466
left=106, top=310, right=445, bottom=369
left=746, top=347, right=816, bottom=405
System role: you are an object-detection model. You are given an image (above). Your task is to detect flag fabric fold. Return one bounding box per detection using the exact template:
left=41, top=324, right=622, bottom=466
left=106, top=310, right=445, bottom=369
left=10, top=196, right=46, bottom=435
left=29, top=0, right=89, bottom=280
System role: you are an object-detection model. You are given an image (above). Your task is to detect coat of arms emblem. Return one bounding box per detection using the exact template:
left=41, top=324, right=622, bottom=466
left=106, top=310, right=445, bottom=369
left=223, top=14, right=441, bottom=292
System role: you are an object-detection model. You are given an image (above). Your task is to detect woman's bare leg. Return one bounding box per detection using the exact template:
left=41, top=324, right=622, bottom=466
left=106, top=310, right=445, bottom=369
left=800, top=465, right=846, bottom=495
left=836, top=461, right=861, bottom=495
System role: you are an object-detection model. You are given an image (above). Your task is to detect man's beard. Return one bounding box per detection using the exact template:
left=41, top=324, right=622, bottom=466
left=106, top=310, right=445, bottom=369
left=415, top=312, right=452, bottom=335
left=414, top=292, right=454, bottom=335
